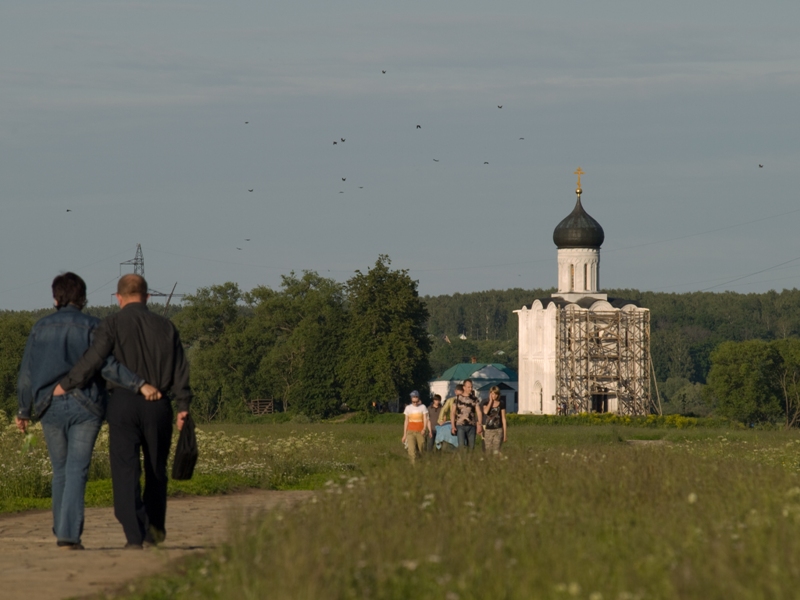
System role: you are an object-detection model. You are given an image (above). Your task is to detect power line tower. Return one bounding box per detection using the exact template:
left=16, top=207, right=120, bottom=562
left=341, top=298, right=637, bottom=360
left=119, top=244, right=183, bottom=314
left=120, top=244, right=145, bottom=277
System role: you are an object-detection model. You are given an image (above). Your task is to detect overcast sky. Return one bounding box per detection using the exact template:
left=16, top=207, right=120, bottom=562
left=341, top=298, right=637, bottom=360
left=2, top=1, right=799, bottom=310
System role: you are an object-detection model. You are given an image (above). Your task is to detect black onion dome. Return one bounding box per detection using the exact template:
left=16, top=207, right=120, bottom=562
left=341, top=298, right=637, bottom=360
left=552, top=196, right=604, bottom=249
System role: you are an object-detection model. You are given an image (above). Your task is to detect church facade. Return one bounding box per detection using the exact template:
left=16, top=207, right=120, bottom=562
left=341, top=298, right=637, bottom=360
left=515, top=170, right=651, bottom=415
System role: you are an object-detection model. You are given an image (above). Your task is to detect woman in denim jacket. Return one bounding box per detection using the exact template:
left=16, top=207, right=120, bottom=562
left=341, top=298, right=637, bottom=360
left=16, top=273, right=157, bottom=550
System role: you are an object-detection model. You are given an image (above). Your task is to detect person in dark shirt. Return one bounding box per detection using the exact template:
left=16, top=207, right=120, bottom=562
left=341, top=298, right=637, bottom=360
left=16, top=273, right=159, bottom=550
left=482, top=386, right=507, bottom=454
left=55, top=273, right=191, bottom=549
left=426, top=394, right=443, bottom=451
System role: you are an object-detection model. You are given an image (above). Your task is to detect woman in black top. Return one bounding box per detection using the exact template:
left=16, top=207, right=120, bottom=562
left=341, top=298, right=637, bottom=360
left=482, top=386, right=507, bottom=453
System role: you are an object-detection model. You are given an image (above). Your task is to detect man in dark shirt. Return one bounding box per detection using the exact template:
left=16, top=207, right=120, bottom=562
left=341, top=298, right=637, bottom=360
left=56, top=274, right=191, bottom=549
left=426, top=394, right=443, bottom=451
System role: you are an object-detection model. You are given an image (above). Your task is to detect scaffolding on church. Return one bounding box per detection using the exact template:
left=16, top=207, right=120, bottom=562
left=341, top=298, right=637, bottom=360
left=555, top=308, right=652, bottom=415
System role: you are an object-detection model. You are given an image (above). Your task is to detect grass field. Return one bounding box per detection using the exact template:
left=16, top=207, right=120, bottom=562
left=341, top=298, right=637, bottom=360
left=41, top=420, right=792, bottom=600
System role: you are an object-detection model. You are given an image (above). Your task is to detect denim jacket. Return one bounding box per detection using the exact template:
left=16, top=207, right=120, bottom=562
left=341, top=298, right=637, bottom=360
left=17, top=306, right=145, bottom=420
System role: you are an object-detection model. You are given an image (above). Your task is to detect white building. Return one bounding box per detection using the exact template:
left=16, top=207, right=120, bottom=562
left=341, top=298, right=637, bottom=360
left=428, top=362, right=519, bottom=413
left=515, top=170, right=651, bottom=415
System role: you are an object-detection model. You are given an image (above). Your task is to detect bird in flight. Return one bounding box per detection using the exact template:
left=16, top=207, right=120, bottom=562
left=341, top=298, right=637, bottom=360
left=342, top=178, right=346, bottom=181
left=484, top=162, right=489, bottom=165
left=498, top=105, right=503, bottom=109
left=339, top=191, right=344, bottom=194
left=245, top=121, right=249, bottom=124
left=333, top=141, right=337, bottom=145
left=236, top=247, right=242, bottom=250
left=359, top=186, right=363, bottom=189
left=416, top=125, right=421, bottom=129
left=245, top=238, right=251, bottom=241
left=759, top=164, right=764, bottom=168
left=248, top=189, right=254, bottom=192
left=382, top=70, right=386, bottom=74
left=341, top=138, right=346, bottom=142
left=66, top=209, right=72, bottom=212
left=519, top=137, right=524, bottom=140
left=433, top=159, right=439, bottom=162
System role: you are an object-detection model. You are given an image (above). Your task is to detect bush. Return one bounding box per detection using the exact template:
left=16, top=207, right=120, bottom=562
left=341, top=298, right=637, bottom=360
left=506, top=413, right=740, bottom=429
left=347, top=412, right=405, bottom=425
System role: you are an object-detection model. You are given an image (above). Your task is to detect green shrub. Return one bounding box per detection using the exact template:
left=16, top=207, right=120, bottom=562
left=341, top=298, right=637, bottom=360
left=347, top=412, right=405, bottom=425
left=506, top=412, right=740, bottom=429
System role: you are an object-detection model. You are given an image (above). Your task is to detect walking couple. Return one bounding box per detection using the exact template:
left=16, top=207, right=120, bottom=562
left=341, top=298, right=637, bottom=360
left=450, top=379, right=508, bottom=453
left=16, top=272, right=192, bottom=550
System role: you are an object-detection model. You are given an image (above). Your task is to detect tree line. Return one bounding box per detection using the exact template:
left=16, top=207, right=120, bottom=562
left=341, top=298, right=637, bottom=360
left=424, top=287, right=800, bottom=380
left=0, top=257, right=431, bottom=421
left=3, top=272, right=800, bottom=424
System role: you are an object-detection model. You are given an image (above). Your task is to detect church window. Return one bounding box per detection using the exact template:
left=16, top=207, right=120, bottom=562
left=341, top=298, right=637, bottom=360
left=570, top=264, right=574, bottom=291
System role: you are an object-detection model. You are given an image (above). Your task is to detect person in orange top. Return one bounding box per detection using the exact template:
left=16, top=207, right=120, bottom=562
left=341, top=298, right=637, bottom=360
left=402, top=390, right=430, bottom=464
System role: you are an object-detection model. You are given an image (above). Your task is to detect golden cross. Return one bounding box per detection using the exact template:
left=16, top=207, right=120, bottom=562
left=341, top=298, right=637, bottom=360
left=574, top=167, right=585, bottom=190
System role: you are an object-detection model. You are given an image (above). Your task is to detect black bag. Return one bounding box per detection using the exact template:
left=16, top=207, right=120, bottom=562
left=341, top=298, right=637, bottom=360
left=171, top=414, right=198, bottom=480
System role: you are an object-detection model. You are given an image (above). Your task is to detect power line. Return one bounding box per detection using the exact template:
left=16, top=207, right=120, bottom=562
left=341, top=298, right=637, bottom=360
left=699, top=255, right=800, bottom=292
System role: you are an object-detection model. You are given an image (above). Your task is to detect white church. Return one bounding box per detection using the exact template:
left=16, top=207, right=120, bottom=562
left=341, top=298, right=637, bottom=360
left=515, top=169, right=651, bottom=416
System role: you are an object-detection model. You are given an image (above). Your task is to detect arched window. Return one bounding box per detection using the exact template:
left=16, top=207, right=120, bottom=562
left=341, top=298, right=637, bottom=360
left=570, top=264, right=575, bottom=291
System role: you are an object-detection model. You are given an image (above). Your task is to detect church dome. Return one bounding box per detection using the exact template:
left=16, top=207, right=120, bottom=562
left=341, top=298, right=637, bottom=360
left=552, top=195, right=604, bottom=249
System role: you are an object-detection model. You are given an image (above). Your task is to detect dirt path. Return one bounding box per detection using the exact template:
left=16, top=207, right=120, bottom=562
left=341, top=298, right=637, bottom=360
left=0, top=490, right=312, bottom=600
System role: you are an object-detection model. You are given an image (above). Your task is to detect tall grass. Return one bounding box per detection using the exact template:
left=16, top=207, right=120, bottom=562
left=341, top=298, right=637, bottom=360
left=0, top=419, right=356, bottom=512
left=118, top=427, right=800, bottom=599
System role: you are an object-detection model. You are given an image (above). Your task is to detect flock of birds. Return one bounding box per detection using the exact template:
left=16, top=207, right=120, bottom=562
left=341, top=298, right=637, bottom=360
left=229, top=71, right=520, bottom=250
left=62, top=67, right=770, bottom=266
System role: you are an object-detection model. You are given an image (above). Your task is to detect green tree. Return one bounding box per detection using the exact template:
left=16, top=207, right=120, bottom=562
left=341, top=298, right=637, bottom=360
left=174, top=283, right=253, bottom=421
left=0, top=312, right=35, bottom=418
left=340, top=256, right=432, bottom=410
left=248, top=272, right=346, bottom=417
left=771, top=338, right=800, bottom=427
left=706, top=340, right=783, bottom=424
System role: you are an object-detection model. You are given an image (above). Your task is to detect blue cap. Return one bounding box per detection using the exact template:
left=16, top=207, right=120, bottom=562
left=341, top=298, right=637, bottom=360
left=409, top=390, right=420, bottom=398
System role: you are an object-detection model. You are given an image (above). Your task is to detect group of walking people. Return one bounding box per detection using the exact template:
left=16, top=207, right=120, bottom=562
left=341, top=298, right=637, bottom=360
left=15, top=272, right=191, bottom=550
left=401, top=378, right=508, bottom=463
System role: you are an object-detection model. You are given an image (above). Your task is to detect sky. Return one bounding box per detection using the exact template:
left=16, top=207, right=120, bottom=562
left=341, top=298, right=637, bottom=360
left=2, top=1, right=800, bottom=310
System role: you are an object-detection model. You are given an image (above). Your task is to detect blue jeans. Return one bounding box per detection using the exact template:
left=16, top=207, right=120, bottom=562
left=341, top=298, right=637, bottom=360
left=40, top=394, right=102, bottom=545
left=456, top=425, right=477, bottom=450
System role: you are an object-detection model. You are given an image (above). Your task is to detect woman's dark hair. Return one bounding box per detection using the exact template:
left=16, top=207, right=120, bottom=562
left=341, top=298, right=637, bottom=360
left=52, top=272, right=87, bottom=309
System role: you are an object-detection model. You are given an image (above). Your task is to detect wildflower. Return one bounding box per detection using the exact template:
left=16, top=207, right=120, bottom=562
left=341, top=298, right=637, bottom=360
left=687, top=492, right=698, bottom=504
left=401, top=560, right=419, bottom=571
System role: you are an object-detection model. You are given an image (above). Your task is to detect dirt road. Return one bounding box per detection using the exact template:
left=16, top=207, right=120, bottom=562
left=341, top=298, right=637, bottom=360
left=0, top=490, right=312, bottom=600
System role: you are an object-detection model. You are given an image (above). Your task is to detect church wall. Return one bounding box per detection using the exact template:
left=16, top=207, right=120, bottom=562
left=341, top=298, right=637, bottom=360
left=516, top=300, right=558, bottom=414
left=515, top=306, right=531, bottom=413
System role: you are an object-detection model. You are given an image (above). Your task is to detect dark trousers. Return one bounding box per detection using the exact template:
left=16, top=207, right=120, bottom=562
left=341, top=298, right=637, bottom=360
left=426, top=428, right=437, bottom=452
left=107, top=389, right=173, bottom=545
